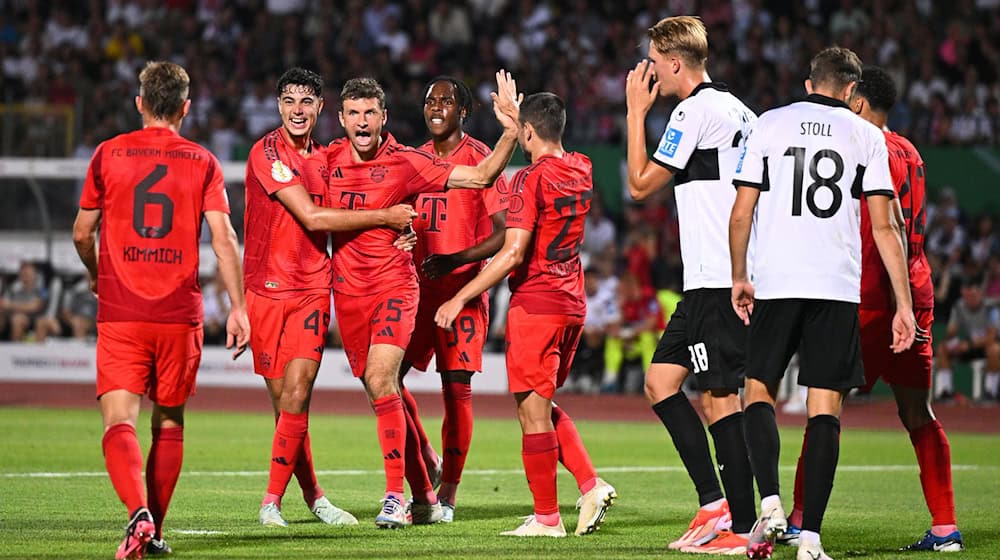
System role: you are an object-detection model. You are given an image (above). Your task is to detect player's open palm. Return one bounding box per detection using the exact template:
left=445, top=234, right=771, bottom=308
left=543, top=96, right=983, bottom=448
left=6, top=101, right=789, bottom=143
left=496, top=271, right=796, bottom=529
left=491, top=70, right=522, bottom=132
left=384, top=204, right=416, bottom=230
left=731, top=279, right=755, bottom=326
left=227, top=307, right=251, bottom=360
left=435, top=298, right=464, bottom=330
left=625, top=60, right=660, bottom=116
left=891, top=308, right=916, bottom=353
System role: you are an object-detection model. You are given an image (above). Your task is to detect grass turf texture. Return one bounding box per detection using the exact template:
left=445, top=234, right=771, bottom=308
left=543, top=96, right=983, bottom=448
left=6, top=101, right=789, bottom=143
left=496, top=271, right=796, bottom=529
left=1, top=407, right=997, bottom=559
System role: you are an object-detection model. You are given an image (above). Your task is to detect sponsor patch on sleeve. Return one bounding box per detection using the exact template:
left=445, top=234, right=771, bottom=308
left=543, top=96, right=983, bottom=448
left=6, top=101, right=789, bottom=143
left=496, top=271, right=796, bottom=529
left=657, top=128, right=684, bottom=159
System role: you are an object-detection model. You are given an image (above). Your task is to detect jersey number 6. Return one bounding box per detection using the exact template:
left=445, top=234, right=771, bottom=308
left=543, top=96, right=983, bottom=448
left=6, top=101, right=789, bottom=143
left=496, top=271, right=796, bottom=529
left=133, top=164, right=174, bottom=238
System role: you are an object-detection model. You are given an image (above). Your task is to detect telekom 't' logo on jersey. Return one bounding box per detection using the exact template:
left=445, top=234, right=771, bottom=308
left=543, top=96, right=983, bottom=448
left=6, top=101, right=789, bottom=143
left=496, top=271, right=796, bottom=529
left=420, top=196, right=447, bottom=232
left=340, top=191, right=367, bottom=210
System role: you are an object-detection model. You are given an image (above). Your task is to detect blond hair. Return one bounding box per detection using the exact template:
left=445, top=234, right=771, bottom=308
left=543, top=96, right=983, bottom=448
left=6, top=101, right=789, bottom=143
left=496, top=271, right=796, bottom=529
left=648, top=16, right=708, bottom=68
left=138, top=61, right=190, bottom=119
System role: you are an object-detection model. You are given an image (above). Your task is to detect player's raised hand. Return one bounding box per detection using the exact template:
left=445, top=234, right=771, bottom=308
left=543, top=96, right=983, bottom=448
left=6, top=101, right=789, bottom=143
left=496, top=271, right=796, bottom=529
left=625, top=59, right=660, bottom=116
left=491, top=69, right=522, bottom=132
left=731, top=279, right=755, bottom=326
left=890, top=307, right=917, bottom=353
left=435, top=298, right=464, bottom=330
left=422, top=253, right=460, bottom=279
left=383, top=204, right=416, bottom=230
left=227, top=307, right=251, bottom=360
left=393, top=227, right=417, bottom=252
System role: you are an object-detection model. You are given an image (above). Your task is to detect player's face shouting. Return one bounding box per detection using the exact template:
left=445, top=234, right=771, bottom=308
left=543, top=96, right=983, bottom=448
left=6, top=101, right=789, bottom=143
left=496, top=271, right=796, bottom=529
left=278, top=84, right=322, bottom=139
left=340, top=97, right=387, bottom=157
left=424, top=81, right=462, bottom=139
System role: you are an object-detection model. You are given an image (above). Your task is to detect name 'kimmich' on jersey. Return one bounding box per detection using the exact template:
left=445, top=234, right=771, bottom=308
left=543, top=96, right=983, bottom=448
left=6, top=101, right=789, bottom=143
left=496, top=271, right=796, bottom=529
left=733, top=94, right=894, bottom=302
left=650, top=83, right=757, bottom=290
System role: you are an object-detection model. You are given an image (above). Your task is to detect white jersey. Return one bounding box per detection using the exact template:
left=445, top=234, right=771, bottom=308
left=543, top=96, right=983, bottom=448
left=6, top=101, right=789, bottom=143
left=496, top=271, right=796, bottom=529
left=733, top=94, right=894, bottom=302
left=652, top=83, right=756, bottom=291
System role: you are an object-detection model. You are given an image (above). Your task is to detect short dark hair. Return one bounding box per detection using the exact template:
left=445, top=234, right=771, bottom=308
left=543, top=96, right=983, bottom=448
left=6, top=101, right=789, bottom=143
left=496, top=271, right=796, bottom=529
left=341, top=77, right=386, bottom=109
left=425, top=75, right=473, bottom=121
left=277, top=67, right=323, bottom=98
left=138, top=61, right=189, bottom=119
left=855, top=65, right=897, bottom=113
left=809, top=47, right=862, bottom=91
left=519, top=92, right=565, bottom=142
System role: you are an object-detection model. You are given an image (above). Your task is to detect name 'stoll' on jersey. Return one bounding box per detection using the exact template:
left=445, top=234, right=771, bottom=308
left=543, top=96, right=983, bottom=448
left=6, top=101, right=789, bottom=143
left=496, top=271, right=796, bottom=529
left=244, top=128, right=331, bottom=297
left=733, top=94, right=894, bottom=303
left=506, top=152, right=593, bottom=317
left=652, top=83, right=757, bottom=291
left=860, top=131, right=934, bottom=310
left=80, top=127, right=229, bottom=323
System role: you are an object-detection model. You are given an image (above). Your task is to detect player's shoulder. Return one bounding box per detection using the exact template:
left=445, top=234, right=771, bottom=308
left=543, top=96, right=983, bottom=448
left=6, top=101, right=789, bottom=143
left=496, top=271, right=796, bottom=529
left=884, top=130, right=922, bottom=160
left=250, top=128, right=284, bottom=161
left=463, top=135, right=493, bottom=158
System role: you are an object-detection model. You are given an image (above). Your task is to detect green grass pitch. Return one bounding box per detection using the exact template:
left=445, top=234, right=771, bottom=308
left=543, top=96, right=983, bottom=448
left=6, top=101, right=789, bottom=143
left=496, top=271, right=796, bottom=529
left=0, top=406, right=997, bottom=559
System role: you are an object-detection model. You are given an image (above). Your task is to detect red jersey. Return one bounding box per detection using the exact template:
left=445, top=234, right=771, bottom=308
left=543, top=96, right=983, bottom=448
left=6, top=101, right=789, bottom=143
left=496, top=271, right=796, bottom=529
left=506, top=152, right=593, bottom=317
left=79, top=127, right=229, bottom=323
left=412, top=134, right=509, bottom=289
left=860, top=131, right=933, bottom=310
left=244, top=128, right=331, bottom=297
left=326, top=133, right=455, bottom=296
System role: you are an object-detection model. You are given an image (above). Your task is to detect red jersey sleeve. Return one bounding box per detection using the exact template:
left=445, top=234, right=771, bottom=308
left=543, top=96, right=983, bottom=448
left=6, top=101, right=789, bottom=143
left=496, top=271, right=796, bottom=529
left=485, top=172, right=509, bottom=216
left=248, top=136, right=301, bottom=195
left=202, top=154, right=230, bottom=213
left=80, top=144, right=107, bottom=210
left=400, top=148, right=455, bottom=197
left=505, top=169, right=538, bottom=231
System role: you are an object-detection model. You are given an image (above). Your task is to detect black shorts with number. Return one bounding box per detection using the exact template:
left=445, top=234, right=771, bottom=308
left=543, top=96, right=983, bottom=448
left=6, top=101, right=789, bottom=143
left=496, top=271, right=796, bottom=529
left=747, top=298, right=864, bottom=391
left=652, top=288, right=746, bottom=391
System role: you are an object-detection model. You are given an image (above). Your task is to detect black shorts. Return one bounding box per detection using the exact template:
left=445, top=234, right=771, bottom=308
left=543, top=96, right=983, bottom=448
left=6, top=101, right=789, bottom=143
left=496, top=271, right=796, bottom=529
left=652, top=288, right=746, bottom=391
left=746, top=298, right=864, bottom=391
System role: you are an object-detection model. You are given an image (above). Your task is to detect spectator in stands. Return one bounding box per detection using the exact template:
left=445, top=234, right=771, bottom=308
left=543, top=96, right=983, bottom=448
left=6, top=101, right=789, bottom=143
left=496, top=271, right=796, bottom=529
left=602, top=271, right=662, bottom=394
left=568, top=267, right=619, bottom=394
left=928, top=207, right=967, bottom=259
left=935, top=275, right=1000, bottom=400
left=201, top=267, right=229, bottom=346
left=970, top=213, right=998, bottom=264
left=984, top=255, right=1000, bottom=306
left=34, top=276, right=97, bottom=342
left=583, top=195, right=616, bottom=258
left=0, top=261, right=48, bottom=341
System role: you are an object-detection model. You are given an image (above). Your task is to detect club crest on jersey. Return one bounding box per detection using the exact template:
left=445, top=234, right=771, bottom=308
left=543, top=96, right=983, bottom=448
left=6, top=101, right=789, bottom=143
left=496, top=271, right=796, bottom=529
left=509, top=194, right=525, bottom=213
left=271, top=160, right=294, bottom=183
left=658, top=128, right=683, bottom=158
left=370, top=164, right=388, bottom=183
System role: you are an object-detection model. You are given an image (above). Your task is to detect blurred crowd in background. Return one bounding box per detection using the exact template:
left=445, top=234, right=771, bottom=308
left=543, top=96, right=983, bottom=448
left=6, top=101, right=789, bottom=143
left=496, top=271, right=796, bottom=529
left=1, top=0, right=999, bottom=401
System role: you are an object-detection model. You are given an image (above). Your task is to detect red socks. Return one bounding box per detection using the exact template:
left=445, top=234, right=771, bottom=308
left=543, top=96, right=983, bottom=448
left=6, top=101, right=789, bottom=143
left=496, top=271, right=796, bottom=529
left=265, top=411, right=309, bottom=504
left=102, top=423, right=146, bottom=514
left=373, top=394, right=406, bottom=494
left=441, top=381, right=474, bottom=496
left=522, top=432, right=560, bottom=518
left=910, top=420, right=957, bottom=526
left=294, top=433, right=323, bottom=507
left=403, top=404, right=435, bottom=503
left=401, top=387, right=438, bottom=469
left=147, top=427, right=183, bottom=538
left=552, top=407, right=598, bottom=494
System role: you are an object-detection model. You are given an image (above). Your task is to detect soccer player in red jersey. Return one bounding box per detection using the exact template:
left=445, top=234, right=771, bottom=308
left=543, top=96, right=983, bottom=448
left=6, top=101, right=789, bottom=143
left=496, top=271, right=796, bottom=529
left=399, top=76, right=510, bottom=522
left=782, top=65, right=963, bottom=553
left=327, top=71, right=521, bottom=528
left=72, top=61, right=250, bottom=560
left=244, top=68, right=415, bottom=529
left=436, top=93, right=616, bottom=537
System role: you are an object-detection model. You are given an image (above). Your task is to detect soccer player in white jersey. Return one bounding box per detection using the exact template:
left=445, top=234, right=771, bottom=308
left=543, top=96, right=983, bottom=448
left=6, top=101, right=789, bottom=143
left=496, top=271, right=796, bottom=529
left=625, top=15, right=758, bottom=555
left=729, top=47, right=916, bottom=560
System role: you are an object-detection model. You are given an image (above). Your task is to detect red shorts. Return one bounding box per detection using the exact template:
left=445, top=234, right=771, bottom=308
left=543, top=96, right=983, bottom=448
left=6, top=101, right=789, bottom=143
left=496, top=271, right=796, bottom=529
left=405, top=291, right=488, bottom=373
left=505, top=306, right=584, bottom=399
left=96, top=321, right=203, bottom=407
left=860, top=307, right=934, bottom=391
left=334, top=285, right=418, bottom=378
left=247, top=290, right=329, bottom=379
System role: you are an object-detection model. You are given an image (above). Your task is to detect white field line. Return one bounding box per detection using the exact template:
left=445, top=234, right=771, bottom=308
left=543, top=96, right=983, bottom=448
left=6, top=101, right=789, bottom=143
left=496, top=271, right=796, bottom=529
left=1, top=464, right=989, bottom=479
